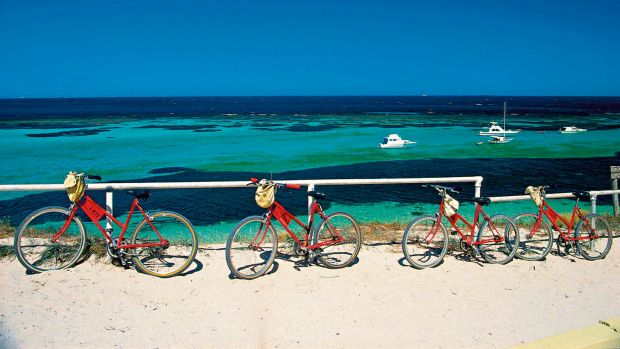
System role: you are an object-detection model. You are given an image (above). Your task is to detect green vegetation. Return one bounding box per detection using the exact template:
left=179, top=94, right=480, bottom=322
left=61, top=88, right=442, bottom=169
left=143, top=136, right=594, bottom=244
left=0, top=217, right=15, bottom=260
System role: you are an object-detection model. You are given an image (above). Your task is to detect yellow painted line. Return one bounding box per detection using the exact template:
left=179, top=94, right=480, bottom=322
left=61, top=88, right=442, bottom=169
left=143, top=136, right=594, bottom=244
left=511, top=317, right=620, bottom=349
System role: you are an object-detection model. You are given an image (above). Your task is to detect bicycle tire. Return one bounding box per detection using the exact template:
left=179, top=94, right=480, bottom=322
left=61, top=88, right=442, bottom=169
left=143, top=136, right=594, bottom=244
left=131, top=211, right=198, bottom=278
left=574, top=214, right=613, bottom=260
left=316, top=212, right=362, bottom=269
left=226, top=216, right=278, bottom=279
left=401, top=215, right=448, bottom=269
left=476, top=214, right=519, bottom=264
left=513, top=212, right=553, bottom=261
left=14, top=206, right=87, bottom=273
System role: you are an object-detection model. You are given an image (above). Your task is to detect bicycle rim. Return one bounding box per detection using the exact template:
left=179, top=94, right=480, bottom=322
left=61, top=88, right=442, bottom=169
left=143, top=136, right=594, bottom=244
left=513, top=213, right=553, bottom=261
left=477, top=215, right=518, bottom=264
left=15, top=207, right=86, bottom=272
left=575, top=215, right=613, bottom=260
left=226, top=217, right=278, bottom=279
left=316, top=212, right=362, bottom=269
left=131, top=212, right=197, bottom=277
left=402, top=216, right=448, bottom=269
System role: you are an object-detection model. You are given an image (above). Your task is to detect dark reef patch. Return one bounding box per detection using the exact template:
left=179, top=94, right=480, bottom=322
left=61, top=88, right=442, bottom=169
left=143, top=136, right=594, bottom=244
left=135, top=124, right=219, bottom=132
left=26, top=128, right=112, bottom=138
left=149, top=167, right=197, bottom=174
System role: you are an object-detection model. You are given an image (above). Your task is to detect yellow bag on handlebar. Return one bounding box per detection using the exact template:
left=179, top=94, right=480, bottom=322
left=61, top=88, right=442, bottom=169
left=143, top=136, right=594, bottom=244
left=525, top=186, right=543, bottom=207
left=64, top=171, right=85, bottom=203
left=443, top=193, right=459, bottom=217
left=255, top=179, right=276, bottom=208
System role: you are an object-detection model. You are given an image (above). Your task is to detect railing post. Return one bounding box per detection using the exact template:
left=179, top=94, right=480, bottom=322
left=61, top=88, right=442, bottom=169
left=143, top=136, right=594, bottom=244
left=612, top=178, right=619, bottom=217
left=307, top=183, right=315, bottom=226
left=612, top=166, right=620, bottom=216
left=590, top=194, right=597, bottom=215
left=474, top=177, right=483, bottom=198
left=307, top=183, right=318, bottom=257
left=105, top=189, right=113, bottom=230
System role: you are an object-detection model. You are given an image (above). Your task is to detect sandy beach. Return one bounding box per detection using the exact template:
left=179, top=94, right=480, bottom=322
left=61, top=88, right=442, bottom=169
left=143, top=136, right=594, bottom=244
left=1, top=239, right=619, bottom=349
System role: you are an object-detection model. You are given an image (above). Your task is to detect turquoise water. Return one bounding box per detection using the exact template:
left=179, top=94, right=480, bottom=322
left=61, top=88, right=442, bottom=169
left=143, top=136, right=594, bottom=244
left=2, top=115, right=620, bottom=184
left=1, top=113, right=619, bottom=242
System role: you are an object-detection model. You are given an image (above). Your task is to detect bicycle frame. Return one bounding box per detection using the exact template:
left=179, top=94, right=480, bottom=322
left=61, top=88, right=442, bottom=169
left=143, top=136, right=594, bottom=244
left=429, top=198, right=503, bottom=246
left=251, top=200, right=344, bottom=251
left=51, top=194, right=169, bottom=249
left=529, top=199, right=597, bottom=241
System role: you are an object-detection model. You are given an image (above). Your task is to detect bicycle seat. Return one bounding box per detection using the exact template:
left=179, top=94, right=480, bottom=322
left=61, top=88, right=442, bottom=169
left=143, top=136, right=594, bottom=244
left=127, top=190, right=151, bottom=201
left=472, top=197, right=491, bottom=206
left=572, top=191, right=591, bottom=201
left=308, top=191, right=326, bottom=200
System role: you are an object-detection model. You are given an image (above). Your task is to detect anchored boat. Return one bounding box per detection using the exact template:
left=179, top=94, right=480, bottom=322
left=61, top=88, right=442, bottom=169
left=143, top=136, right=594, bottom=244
left=560, top=126, right=587, bottom=134
left=479, top=102, right=521, bottom=136
left=379, top=134, right=416, bottom=148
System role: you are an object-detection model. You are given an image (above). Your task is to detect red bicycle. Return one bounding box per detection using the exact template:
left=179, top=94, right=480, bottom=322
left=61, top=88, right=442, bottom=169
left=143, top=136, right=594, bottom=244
left=513, top=186, right=613, bottom=261
left=402, top=185, right=519, bottom=268
left=225, top=178, right=362, bottom=279
left=14, top=173, right=198, bottom=277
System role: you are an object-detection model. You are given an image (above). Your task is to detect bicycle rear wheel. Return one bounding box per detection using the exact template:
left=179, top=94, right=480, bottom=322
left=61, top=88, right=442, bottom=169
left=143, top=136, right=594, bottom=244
left=14, top=207, right=87, bottom=273
left=574, top=214, right=613, bottom=260
left=131, top=211, right=197, bottom=278
left=401, top=215, right=448, bottom=269
left=226, top=216, right=278, bottom=279
left=316, top=212, right=362, bottom=269
left=476, top=214, right=519, bottom=264
left=513, top=213, right=553, bottom=261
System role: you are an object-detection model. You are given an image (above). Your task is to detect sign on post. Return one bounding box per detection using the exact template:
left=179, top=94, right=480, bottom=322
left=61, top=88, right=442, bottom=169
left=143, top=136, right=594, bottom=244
left=612, top=166, right=620, bottom=180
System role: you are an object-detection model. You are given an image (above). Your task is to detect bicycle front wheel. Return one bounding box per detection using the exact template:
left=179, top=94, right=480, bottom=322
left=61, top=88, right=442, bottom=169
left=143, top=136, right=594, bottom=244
left=14, top=206, right=87, bottom=273
left=574, top=214, right=613, bottom=260
left=513, top=213, right=553, bottom=261
left=476, top=214, right=519, bottom=264
left=226, top=216, right=278, bottom=279
left=401, top=215, right=448, bottom=269
left=131, top=211, right=197, bottom=278
left=316, top=212, right=362, bottom=269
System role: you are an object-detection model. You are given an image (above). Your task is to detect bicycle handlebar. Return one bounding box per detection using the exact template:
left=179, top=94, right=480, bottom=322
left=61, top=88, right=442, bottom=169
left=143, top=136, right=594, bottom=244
left=247, top=178, right=300, bottom=190
left=422, top=184, right=460, bottom=194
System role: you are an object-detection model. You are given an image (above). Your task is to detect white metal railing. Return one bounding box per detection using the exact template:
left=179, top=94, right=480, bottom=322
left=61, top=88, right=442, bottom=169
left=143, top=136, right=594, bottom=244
left=488, top=190, right=620, bottom=214
left=0, top=176, right=484, bottom=228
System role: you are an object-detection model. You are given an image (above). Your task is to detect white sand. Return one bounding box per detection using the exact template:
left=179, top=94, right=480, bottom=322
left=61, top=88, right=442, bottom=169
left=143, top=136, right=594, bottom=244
left=1, top=241, right=619, bottom=349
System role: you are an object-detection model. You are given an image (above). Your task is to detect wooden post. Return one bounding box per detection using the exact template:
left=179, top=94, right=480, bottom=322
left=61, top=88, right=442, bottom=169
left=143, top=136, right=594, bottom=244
left=612, top=166, right=620, bottom=217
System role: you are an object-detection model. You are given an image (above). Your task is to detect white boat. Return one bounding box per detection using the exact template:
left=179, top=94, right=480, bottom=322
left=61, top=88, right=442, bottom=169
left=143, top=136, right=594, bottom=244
left=560, top=126, right=587, bottom=134
left=488, top=135, right=512, bottom=144
left=479, top=102, right=521, bottom=135
left=479, top=121, right=521, bottom=135
left=379, top=134, right=416, bottom=148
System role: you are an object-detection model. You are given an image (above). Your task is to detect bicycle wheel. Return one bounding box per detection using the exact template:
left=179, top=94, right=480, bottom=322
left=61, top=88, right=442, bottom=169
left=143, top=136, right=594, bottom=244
left=14, top=206, right=87, bottom=273
left=226, top=216, right=278, bottom=279
left=513, top=213, right=553, bottom=261
left=401, top=215, right=448, bottom=269
left=131, top=211, right=197, bottom=278
left=316, top=212, right=362, bottom=269
left=574, top=214, right=613, bottom=260
left=476, top=214, right=519, bottom=264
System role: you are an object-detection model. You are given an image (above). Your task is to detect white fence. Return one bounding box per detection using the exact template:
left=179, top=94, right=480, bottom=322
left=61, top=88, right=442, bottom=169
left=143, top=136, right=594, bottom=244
left=488, top=190, right=620, bottom=214
left=1, top=176, right=619, bottom=221
left=0, top=176, right=483, bottom=222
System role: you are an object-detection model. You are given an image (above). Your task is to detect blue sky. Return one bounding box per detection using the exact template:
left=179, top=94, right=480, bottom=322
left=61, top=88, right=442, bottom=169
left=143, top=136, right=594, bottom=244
left=0, top=0, right=618, bottom=97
